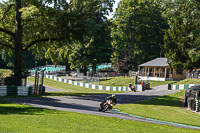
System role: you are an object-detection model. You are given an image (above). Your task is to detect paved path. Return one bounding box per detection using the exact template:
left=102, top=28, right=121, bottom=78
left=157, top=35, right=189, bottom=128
left=5, top=84, right=200, bottom=130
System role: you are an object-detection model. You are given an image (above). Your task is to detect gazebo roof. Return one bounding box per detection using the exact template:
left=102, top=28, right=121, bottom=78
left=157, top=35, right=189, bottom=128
left=139, top=58, right=169, bottom=67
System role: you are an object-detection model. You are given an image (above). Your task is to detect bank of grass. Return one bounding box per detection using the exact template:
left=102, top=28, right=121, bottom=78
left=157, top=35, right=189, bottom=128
left=27, top=77, right=122, bottom=96
left=175, top=79, right=200, bottom=85
left=115, top=90, right=200, bottom=127
left=99, top=77, right=135, bottom=86
left=99, top=77, right=175, bottom=87
left=0, top=98, right=199, bottom=133
left=0, top=69, right=12, bottom=77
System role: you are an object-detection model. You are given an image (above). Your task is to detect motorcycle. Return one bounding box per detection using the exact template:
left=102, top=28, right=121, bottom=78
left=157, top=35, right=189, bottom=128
left=99, top=95, right=116, bottom=112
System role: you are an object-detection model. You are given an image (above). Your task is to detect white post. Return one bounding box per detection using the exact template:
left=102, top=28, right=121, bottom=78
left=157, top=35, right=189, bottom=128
left=165, top=68, right=167, bottom=78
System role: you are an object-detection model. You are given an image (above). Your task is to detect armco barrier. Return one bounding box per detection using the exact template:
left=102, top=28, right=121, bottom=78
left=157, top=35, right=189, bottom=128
left=168, top=84, right=195, bottom=90
left=45, top=75, right=133, bottom=92
left=0, top=86, right=34, bottom=96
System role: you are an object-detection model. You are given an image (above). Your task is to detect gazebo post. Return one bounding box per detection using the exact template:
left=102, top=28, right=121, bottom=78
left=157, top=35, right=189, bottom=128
left=145, top=67, right=147, bottom=76
left=143, top=67, right=145, bottom=76
left=159, top=67, right=161, bottom=77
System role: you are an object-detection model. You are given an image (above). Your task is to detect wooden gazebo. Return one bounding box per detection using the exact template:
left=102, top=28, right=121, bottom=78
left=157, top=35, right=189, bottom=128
left=138, top=58, right=186, bottom=81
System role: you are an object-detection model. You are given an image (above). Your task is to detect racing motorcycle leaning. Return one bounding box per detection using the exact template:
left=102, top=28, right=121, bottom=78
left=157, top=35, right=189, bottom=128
left=99, top=94, right=117, bottom=112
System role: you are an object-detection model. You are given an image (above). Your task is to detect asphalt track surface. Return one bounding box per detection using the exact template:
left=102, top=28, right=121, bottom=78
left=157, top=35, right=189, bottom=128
left=4, top=84, right=200, bottom=130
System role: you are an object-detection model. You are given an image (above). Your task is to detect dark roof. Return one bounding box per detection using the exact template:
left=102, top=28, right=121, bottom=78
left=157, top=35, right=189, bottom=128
left=139, top=58, right=169, bottom=67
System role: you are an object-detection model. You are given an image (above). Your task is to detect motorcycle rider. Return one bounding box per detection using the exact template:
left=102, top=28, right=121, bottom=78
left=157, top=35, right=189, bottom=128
left=108, top=94, right=117, bottom=105
left=99, top=94, right=117, bottom=111
left=129, top=83, right=135, bottom=91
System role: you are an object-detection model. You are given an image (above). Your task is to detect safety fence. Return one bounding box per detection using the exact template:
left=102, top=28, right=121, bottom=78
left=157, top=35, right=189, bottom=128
left=168, top=84, right=196, bottom=90
left=45, top=75, right=134, bottom=92
left=196, top=99, right=200, bottom=112
left=0, top=86, right=34, bottom=96
left=168, top=84, right=200, bottom=112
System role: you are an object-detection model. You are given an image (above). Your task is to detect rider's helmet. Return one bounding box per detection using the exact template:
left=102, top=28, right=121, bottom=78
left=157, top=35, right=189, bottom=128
left=112, top=94, right=115, bottom=98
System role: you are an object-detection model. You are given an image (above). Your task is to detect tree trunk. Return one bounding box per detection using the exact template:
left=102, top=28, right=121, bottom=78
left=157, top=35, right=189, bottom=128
left=83, top=66, right=87, bottom=76
left=14, top=0, right=23, bottom=85
left=92, top=64, right=96, bottom=76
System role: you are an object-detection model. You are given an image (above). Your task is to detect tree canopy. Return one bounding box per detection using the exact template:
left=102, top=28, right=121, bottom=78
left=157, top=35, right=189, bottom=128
left=1, top=0, right=200, bottom=84
left=111, top=0, right=168, bottom=73
left=162, top=0, right=200, bottom=70
left=0, top=0, right=115, bottom=83
left=47, top=0, right=114, bottom=75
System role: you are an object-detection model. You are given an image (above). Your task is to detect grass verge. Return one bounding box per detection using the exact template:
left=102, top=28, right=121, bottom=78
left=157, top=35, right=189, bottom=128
left=0, top=97, right=199, bottom=133
left=57, top=76, right=175, bottom=87
left=115, top=90, right=200, bottom=127
left=99, top=77, right=175, bottom=87
left=175, top=79, right=200, bottom=85
left=0, top=69, right=12, bottom=77
left=27, top=77, right=123, bottom=96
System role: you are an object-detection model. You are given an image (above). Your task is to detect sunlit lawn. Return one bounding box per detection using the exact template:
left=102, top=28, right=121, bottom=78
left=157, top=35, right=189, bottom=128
left=175, top=78, right=200, bottom=85
left=0, top=97, right=199, bottom=133
left=99, top=77, right=175, bottom=87
left=115, top=91, right=200, bottom=127
left=27, top=77, right=123, bottom=96
left=0, top=69, right=12, bottom=77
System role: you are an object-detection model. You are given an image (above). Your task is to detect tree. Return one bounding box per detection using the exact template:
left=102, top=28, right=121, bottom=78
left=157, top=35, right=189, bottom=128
left=111, top=0, right=168, bottom=73
left=162, top=0, right=200, bottom=71
left=0, top=0, right=78, bottom=85
left=51, top=0, right=114, bottom=76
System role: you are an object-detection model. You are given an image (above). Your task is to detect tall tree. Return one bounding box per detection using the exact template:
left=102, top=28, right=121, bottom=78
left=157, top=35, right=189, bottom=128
left=162, top=0, right=200, bottom=71
left=52, top=0, right=114, bottom=76
left=111, top=0, right=167, bottom=73
left=0, top=0, right=76, bottom=85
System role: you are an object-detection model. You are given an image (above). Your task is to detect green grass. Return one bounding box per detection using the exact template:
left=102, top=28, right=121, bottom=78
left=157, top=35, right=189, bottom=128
left=27, top=77, right=123, bottom=96
left=175, top=79, right=200, bottom=85
left=99, top=77, right=135, bottom=86
left=149, top=80, right=176, bottom=87
left=0, top=69, right=12, bottom=77
left=115, top=91, right=200, bottom=127
left=0, top=98, right=199, bottom=133
left=99, top=77, right=175, bottom=87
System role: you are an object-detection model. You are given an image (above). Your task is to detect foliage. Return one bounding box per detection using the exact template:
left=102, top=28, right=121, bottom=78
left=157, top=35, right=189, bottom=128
left=0, top=0, right=115, bottom=84
left=111, top=0, right=168, bottom=72
left=162, top=0, right=200, bottom=70
left=0, top=0, right=72, bottom=84
left=50, top=0, right=114, bottom=75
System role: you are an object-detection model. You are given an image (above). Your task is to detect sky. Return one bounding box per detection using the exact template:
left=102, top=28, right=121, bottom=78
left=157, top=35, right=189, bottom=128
left=110, top=0, right=120, bottom=17
left=113, top=0, right=120, bottom=11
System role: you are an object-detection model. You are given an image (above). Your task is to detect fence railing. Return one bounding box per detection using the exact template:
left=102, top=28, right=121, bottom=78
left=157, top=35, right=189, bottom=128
left=186, top=72, right=200, bottom=79
left=71, top=73, right=100, bottom=85
left=138, top=72, right=165, bottom=77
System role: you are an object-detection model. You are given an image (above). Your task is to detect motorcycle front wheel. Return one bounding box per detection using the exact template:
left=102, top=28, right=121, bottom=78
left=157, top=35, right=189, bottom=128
left=102, top=104, right=109, bottom=112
